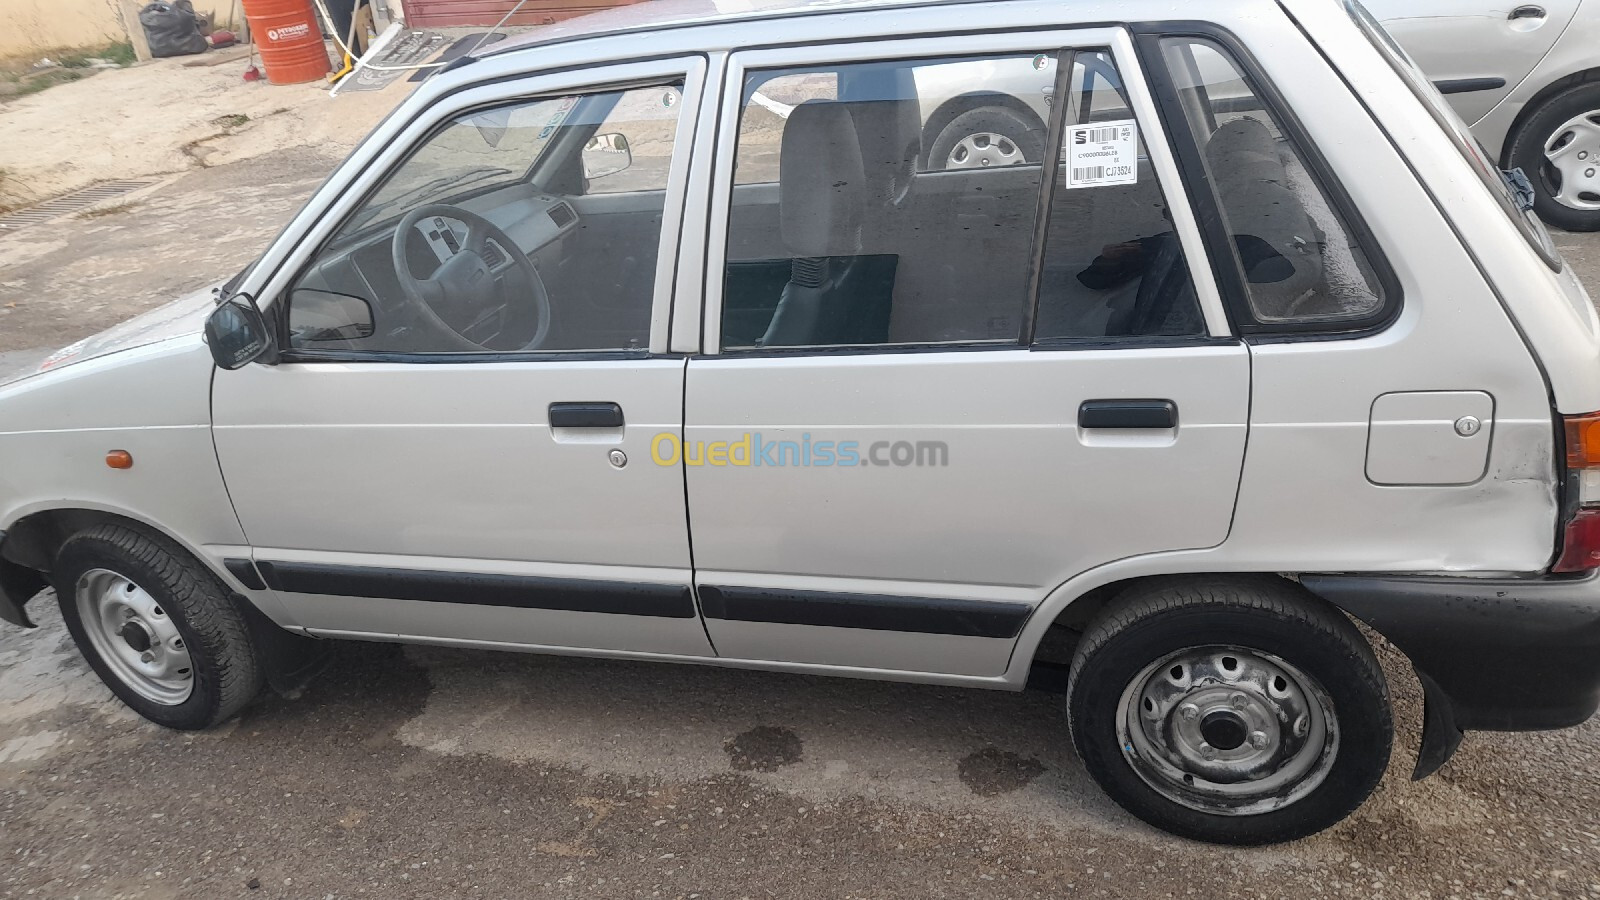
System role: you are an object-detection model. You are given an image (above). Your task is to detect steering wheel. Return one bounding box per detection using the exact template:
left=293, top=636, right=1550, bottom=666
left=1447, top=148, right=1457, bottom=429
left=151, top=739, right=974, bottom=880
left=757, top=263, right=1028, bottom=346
left=392, top=204, right=551, bottom=351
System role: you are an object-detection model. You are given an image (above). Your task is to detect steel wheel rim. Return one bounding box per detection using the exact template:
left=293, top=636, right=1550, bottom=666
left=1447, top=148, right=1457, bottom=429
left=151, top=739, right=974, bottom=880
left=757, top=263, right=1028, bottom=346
left=1542, top=110, right=1600, bottom=211
left=946, top=131, right=1025, bottom=169
left=1115, top=645, right=1338, bottom=816
left=75, top=568, right=194, bottom=706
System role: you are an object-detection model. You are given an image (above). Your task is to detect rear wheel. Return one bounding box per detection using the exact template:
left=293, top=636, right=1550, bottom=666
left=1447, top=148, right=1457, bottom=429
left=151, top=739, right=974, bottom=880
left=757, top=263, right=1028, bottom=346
left=1507, top=82, right=1600, bottom=232
left=55, top=523, right=262, bottom=729
left=1068, top=577, right=1392, bottom=845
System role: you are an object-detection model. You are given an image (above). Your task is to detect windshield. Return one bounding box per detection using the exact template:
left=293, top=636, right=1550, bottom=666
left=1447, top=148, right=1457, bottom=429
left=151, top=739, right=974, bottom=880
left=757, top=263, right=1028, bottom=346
left=348, top=95, right=583, bottom=232
left=1344, top=0, right=1563, bottom=271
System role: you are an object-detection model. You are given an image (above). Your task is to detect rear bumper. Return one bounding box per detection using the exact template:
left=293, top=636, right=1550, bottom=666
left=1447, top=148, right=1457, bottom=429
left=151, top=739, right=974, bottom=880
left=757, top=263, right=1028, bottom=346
left=0, top=530, right=46, bottom=629
left=1303, top=571, right=1600, bottom=776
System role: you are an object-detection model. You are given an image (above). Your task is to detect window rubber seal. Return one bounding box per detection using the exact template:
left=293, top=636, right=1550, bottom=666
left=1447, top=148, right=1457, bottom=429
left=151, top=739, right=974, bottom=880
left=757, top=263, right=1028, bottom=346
left=1129, top=21, right=1404, bottom=341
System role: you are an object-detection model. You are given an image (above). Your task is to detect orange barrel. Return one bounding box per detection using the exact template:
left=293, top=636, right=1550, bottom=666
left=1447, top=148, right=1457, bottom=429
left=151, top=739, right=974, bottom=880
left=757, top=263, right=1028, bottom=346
left=241, top=0, right=331, bottom=85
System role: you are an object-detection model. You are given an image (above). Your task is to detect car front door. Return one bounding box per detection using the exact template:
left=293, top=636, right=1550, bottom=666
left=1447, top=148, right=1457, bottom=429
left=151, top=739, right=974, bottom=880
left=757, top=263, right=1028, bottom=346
left=212, top=59, right=715, bottom=658
left=1366, top=0, right=1583, bottom=124
left=680, top=32, right=1250, bottom=678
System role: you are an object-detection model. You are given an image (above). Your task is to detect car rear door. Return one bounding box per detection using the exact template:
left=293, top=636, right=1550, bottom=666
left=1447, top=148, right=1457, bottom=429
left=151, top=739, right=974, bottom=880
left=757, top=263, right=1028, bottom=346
left=1366, top=0, right=1582, bottom=124
left=678, top=31, right=1250, bottom=678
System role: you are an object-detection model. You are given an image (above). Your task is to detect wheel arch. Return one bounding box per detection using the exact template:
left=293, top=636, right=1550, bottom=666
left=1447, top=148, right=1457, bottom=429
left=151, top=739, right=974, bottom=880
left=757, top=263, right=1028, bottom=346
left=3, top=504, right=328, bottom=695
left=919, top=91, right=1048, bottom=168
left=1015, top=564, right=1464, bottom=781
left=1498, top=65, right=1600, bottom=165
left=4, top=505, right=219, bottom=577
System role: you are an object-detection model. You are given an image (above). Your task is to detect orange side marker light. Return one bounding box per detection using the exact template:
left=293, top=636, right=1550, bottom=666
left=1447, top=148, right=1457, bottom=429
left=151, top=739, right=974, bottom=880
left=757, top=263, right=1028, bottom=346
left=106, top=450, right=133, bottom=469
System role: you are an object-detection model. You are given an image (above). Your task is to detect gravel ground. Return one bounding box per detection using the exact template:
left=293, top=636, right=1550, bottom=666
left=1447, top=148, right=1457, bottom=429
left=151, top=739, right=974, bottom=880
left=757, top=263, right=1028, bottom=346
left=1, top=120, right=1600, bottom=900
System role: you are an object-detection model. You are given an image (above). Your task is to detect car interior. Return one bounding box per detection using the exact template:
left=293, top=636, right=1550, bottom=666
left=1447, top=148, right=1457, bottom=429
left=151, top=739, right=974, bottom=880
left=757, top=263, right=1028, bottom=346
left=280, top=42, right=1373, bottom=358
left=286, top=86, right=676, bottom=355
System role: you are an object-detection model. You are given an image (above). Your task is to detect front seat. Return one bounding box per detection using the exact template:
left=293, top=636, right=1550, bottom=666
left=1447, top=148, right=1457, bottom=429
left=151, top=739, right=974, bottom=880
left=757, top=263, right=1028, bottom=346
left=759, top=101, right=897, bottom=347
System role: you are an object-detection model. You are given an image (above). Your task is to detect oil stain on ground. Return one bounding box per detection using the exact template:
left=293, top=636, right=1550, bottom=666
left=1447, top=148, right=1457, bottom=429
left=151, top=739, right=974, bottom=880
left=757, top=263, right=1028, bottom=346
left=958, top=747, right=1045, bottom=796
left=724, top=725, right=803, bottom=772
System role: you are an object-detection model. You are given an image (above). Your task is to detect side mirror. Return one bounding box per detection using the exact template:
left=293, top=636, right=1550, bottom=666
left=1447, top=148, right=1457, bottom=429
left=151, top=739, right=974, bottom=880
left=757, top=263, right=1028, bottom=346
left=582, top=132, right=632, bottom=180
left=289, top=289, right=375, bottom=343
left=204, top=294, right=275, bottom=370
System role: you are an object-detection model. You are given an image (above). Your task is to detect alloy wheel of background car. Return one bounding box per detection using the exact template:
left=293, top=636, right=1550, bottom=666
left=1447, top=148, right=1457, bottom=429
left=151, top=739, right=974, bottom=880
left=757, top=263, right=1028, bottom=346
left=927, top=106, right=1043, bottom=171
left=1543, top=111, right=1600, bottom=213
left=55, top=523, right=263, bottom=730
left=1509, top=82, right=1600, bottom=232
left=1068, top=576, right=1392, bottom=845
left=944, top=131, right=1025, bottom=169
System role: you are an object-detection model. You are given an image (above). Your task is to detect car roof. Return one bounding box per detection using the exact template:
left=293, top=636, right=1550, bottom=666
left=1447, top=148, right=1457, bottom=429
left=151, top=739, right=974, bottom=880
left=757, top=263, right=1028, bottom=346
left=480, top=0, right=1275, bottom=59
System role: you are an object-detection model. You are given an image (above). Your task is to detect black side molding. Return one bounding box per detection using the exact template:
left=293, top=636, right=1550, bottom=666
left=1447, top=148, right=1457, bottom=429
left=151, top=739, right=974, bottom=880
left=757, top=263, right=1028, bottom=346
left=1435, top=77, right=1508, bottom=95
left=549, top=402, right=624, bottom=428
left=1079, top=399, right=1177, bottom=429
left=699, top=585, right=1031, bottom=639
left=223, top=557, right=267, bottom=591
left=256, top=561, right=695, bottom=618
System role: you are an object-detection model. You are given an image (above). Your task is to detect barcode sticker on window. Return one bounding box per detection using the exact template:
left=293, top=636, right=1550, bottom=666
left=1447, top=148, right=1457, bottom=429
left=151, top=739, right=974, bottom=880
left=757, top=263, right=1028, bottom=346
left=1063, top=119, right=1138, bottom=189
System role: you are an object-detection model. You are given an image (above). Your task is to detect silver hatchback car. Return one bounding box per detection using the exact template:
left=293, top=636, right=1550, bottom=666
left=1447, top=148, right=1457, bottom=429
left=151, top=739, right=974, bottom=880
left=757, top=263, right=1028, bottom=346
left=2, top=0, right=1600, bottom=846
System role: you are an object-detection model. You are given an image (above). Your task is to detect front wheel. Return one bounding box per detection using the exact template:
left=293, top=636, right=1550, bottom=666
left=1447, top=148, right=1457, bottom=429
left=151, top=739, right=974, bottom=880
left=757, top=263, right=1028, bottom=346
left=1507, top=82, right=1600, bottom=232
left=55, top=523, right=263, bottom=730
left=1068, top=577, right=1392, bottom=845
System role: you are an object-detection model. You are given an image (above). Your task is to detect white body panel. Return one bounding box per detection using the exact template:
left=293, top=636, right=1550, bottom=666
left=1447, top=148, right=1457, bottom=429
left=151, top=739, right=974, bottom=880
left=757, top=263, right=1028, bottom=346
left=1, top=0, right=1597, bottom=694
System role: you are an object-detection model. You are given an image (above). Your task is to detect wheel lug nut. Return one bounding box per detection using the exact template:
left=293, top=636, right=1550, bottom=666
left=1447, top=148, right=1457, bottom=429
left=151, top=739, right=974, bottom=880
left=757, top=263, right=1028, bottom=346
left=1228, top=692, right=1249, bottom=710
left=1179, top=703, right=1200, bottom=720
left=1293, top=715, right=1309, bottom=737
left=139, top=651, right=155, bottom=663
left=1249, top=731, right=1269, bottom=750
left=1587, top=168, right=1596, bottom=178
left=1199, top=742, right=1216, bottom=759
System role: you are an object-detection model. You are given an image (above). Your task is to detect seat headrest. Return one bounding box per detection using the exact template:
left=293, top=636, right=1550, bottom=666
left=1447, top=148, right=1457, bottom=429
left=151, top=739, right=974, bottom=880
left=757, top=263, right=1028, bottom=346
left=842, top=97, right=921, bottom=207
left=780, top=101, right=867, bottom=257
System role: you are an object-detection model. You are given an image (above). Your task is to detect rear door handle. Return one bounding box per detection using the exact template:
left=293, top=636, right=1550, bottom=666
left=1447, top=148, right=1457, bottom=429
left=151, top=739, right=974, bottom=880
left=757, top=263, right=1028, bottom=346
left=1509, top=4, right=1544, bottom=18
left=549, top=402, right=624, bottom=428
left=1079, top=399, right=1177, bottom=429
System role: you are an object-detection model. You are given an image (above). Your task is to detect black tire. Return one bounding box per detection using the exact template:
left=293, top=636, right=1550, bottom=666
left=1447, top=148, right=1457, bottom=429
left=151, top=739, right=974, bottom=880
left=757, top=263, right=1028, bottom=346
left=926, top=106, right=1044, bottom=171
left=1507, top=82, right=1600, bottom=232
left=54, top=523, right=262, bottom=730
left=1068, top=576, right=1391, bottom=845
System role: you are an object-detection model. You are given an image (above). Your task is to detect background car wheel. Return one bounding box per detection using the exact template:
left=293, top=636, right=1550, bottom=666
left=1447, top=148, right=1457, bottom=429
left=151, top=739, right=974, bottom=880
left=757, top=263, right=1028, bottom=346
left=927, top=106, right=1044, bottom=171
left=54, top=523, right=262, bottom=730
left=1508, top=82, right=1600, bottom=232
left=1068, top=576, right=1392, bottom=845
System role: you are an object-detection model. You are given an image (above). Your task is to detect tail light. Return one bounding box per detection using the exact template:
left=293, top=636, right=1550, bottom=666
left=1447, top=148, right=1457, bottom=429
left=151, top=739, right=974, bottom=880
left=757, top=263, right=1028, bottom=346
left=1554, top=412, right=1600, bottom=572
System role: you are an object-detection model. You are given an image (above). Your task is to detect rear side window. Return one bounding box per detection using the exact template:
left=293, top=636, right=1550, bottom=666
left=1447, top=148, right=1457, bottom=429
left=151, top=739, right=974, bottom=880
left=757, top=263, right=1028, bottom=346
left=1155, top=37, right=1388, bottom=327
left=718, top=49, right=1207, bottom=351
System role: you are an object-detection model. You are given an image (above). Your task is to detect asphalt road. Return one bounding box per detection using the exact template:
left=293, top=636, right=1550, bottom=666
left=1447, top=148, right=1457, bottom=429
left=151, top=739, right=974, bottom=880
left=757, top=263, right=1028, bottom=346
left=1, top=150, right=1600, bottom=899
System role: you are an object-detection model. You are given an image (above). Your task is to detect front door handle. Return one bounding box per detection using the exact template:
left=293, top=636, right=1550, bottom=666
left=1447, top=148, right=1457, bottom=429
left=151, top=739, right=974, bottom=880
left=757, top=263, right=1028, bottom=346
left=1079, top=399, right=1177, bottom=429
left=1509, top=4, right=1545, bottom=19
left=549, top=402, right=624, bottom=428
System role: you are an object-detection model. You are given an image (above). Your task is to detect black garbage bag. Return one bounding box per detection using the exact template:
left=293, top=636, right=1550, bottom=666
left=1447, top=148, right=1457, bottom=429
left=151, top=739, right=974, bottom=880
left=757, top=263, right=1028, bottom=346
left=140, top=0, right=209, bottom=58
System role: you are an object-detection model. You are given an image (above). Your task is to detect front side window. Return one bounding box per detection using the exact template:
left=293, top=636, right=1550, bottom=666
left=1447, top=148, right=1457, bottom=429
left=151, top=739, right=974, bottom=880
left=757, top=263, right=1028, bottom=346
left=287, top=83, right=683, bottom=355
left=1157, top=37, right=1389, bottom=326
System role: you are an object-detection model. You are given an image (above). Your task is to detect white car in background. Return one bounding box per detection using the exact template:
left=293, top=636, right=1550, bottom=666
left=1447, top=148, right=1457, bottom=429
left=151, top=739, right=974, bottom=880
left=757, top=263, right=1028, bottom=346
left=919, top=0, right=1600, bottom=230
